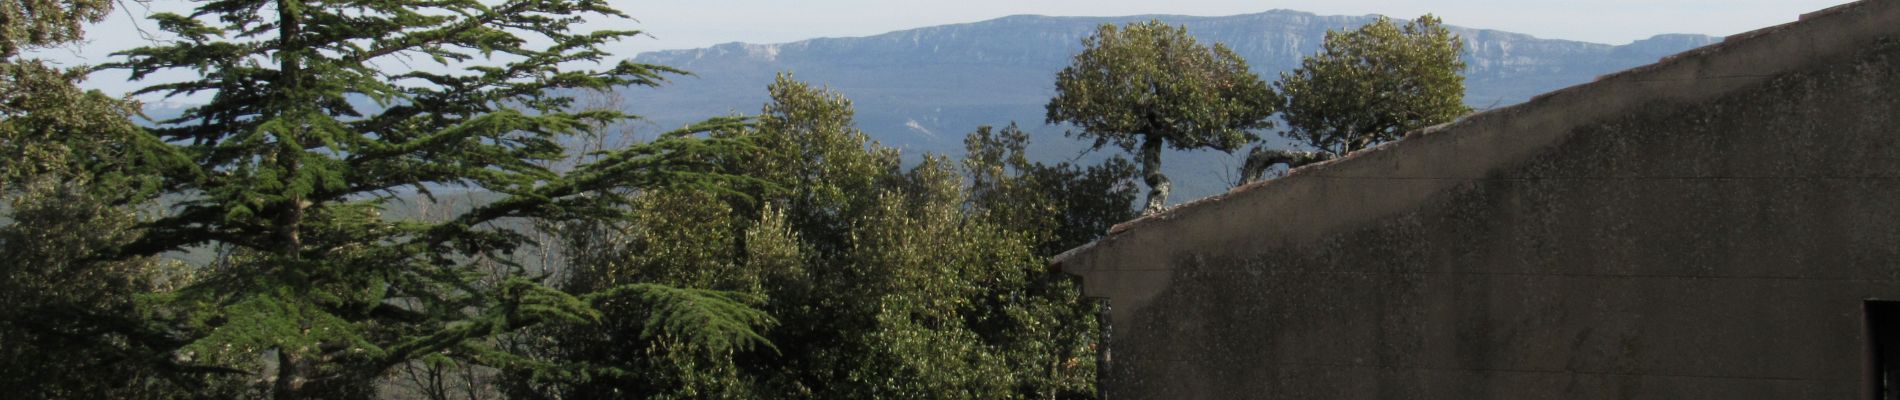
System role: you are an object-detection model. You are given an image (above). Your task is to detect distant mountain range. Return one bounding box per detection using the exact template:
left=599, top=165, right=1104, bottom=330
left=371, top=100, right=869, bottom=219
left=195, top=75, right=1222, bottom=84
left=618, top=10, right=1719, bottom=200
left=140, top=11, right=1719, bottom=202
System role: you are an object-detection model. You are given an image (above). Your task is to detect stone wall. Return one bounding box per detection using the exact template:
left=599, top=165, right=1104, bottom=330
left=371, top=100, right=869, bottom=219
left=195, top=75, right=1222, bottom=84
left=1054, top=1, right=1900, bottom=398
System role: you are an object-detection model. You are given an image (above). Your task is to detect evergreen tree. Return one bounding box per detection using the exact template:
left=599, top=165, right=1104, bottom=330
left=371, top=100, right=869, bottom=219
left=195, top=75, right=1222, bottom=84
left=505, top=187, right=786, bottom=399
left=101, top=0, right=771, bottom=397
left=1046, top=21, right=1276, bottom=215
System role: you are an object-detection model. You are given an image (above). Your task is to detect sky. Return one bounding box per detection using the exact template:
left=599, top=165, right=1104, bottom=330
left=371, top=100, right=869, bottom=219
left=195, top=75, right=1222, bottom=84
left=47, top=0, right=1858, bottom=97
left=609, top=0, right=1857, bottom=51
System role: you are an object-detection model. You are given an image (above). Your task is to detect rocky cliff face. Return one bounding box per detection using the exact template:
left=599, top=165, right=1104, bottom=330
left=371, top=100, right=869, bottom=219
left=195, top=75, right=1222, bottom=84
left=619, top=10, right=1719, bottom=199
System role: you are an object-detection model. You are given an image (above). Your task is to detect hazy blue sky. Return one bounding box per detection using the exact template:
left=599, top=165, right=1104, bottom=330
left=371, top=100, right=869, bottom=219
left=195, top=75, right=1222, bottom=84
left=610, top=0, right=1856, bottom=50
left=52, top=0, right=1857, bottom=97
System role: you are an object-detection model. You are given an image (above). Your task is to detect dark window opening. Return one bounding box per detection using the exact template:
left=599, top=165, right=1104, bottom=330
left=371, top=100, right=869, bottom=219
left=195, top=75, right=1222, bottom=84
left=1869, top=300, right=1900, bottom=400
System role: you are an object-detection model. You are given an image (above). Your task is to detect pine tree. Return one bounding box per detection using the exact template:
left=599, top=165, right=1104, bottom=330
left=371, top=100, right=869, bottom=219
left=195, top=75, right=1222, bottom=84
left=506, top=187, right=787, bottom=399
left=102, top=0, right=771, bottom=397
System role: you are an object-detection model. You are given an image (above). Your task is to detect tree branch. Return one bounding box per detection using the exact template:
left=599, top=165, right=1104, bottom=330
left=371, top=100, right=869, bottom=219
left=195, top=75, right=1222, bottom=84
left=1237, top=147, right=1334, bottom=186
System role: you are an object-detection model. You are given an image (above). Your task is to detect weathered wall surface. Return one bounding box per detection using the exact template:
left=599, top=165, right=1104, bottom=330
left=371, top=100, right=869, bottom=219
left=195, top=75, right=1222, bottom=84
left=1055, top=1, right=1900, bottom=398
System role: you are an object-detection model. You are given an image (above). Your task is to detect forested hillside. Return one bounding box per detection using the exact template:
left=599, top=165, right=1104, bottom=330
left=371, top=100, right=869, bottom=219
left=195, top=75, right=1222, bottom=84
left=0, top=0, right=1708, bottom=398
left=622, top=12, right=1716, bottom=198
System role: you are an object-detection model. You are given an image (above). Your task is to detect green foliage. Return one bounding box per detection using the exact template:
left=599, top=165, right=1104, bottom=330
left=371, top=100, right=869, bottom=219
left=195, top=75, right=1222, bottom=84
left=80, top=0, right=773, bottom=397
left=740, top=75, right=902, bottom=253
left=1, top=62, right=163, bottom=188
left=0, top=0, right=235, bottom=396
left=504, top=188, right=794, bottom=399
left=512, top=75, right=1106, bottom=399
left=739, top=77, right=1103, bottom=400
left=959, top=124, right=1127, bottom=399
left=1272, top=14, right=1470, bottom=156
left=1046, top=20, right=1275, bottom=154
left=1046, top=20, right=1275, bottom=213
left=597, top=284, right=775, bottom=360
left=8, top=0, right=1127, bottom=396
left=0, top=175, right=242, bottom=399
left=0, top=13, right=183, bottom=199
left=0, top=0, right=112, bottom=58
left=964, top=122, right=1139, bottom=256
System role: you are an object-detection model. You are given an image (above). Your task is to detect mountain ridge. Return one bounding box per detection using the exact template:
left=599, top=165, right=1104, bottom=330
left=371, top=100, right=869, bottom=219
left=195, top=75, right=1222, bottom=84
left=615, top=11, right=1719, bottom=200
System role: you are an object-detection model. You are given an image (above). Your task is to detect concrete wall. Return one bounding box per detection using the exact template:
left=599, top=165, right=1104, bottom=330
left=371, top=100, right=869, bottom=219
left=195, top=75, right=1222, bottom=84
left=1054, top=1, right=1900, bottom=398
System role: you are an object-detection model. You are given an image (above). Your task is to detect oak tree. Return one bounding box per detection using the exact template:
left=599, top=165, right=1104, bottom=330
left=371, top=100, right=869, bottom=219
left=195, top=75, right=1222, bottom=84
left=1242, top=15, right=1470, bottom=184
left=1047, top=21, right=1275, bottom=214
left=0, top=0, right=231, bottom=396
left=517, top=76, right=1109, bottom=399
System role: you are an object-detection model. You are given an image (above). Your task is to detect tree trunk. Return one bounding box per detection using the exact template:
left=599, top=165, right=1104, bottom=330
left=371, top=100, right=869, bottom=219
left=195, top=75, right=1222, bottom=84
left=1139, top=137, right=1168, bottom=215
left=274, top=0, right=305, bottom=257
left=1237, top=147, right=1335, bottom=186
left=273, top=350, right=302, bottom=400
left=273, top=348, right=378, bottom=400
left=271, top=1, right=310, bottom=398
